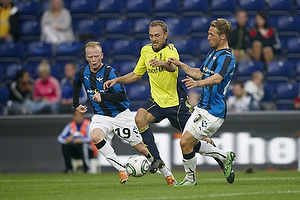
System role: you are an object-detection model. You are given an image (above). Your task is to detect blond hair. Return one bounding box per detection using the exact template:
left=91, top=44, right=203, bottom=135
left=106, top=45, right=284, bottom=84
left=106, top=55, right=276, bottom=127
left=38, top=59, right=51, bottom=73
left=85, top=41, right=102, bottom=54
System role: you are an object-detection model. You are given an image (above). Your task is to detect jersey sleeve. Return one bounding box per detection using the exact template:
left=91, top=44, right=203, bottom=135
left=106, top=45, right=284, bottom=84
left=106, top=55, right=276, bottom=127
left=133, top=48, right=147, bottom=76
left=216, top=55, right=234, bottom=77
left=73, top=67, right=83, bottom=108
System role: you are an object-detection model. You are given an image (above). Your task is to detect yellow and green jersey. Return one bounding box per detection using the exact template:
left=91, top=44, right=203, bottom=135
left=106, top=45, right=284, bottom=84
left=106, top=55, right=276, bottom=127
left=133, top=42, right=186, bottom=108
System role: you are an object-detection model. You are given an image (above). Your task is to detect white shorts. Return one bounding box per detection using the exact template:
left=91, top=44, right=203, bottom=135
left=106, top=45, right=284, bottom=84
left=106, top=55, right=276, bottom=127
left=183, top=107, right=224, bottom=141
left=89, top=109, right=143, bottom=146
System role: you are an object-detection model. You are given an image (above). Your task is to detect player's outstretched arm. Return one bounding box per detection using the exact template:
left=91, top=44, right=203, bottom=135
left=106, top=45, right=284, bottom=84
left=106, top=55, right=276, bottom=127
left=168, top=57, right=202, bottom=79
left=182, top=73, right=223, bottom=89
left=103, top=72, right=142, bottom=89
left=75, top=105, right=87, bottom=113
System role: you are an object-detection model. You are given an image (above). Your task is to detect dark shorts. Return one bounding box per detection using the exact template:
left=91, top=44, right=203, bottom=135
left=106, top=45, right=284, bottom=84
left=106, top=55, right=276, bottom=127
left=140, top=97, right=192, bottom=132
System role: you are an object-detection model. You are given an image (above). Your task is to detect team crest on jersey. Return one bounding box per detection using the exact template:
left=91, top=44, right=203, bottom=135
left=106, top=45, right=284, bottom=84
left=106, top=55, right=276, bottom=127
left=96, top=76, right=103, bottom=82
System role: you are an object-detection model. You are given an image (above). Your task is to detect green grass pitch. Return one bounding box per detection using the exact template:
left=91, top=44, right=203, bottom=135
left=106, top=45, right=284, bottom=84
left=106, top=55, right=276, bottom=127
left=0, top=170, right=299, bottom=200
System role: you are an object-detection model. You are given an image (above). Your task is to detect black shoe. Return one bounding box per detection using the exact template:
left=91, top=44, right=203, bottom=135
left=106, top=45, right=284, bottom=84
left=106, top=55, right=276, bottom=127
left=149, top=158, right=165, bottom=173
left=211, top=140, right=235, bottom=184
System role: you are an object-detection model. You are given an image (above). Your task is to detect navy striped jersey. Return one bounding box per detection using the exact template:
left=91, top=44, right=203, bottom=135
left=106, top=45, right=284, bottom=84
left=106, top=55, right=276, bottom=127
left=73, top=64, right=130, bottom=117
left=197, top=49, right=236, bottom=118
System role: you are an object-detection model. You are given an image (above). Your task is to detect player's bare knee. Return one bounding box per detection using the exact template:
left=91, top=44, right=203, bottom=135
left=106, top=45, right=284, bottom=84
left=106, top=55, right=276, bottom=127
left=90, top=129, right=104, bottom=144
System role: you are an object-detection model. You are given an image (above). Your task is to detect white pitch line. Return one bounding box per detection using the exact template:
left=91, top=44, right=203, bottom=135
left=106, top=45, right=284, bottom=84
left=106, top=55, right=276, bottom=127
left=118, top=190, right=300, bottom=200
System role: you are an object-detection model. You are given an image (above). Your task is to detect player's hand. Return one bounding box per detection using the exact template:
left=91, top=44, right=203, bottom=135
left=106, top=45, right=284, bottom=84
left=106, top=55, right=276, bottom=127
left=149, top=58, right=161, bottom=68
left=76, top=105, right=87, bottom=113
left=92, top=92, right=102, bottom=103
left=182, top=76, right=199, bottom=89
left=103, top=79, right=117, bottom=89
left=168, top=57, right=180, bottom=65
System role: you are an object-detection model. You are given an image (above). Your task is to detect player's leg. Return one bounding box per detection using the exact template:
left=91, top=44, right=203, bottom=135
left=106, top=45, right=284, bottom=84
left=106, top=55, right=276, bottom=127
left=176, top=130, right=199, bottom=187
left=90, top=115, right=128, bottom=184
left=192, top=109, right=236, bottom=183
left=135, top=104, right=166, bottom=173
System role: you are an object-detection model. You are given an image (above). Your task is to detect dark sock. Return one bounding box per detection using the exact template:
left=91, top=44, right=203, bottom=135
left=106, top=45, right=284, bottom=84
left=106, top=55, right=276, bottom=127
left=140, top=126, right=160, bottom=158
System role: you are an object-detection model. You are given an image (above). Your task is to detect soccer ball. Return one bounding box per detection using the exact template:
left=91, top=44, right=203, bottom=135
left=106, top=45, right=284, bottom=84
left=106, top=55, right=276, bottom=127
left=126, top=154, right=150, bottom=177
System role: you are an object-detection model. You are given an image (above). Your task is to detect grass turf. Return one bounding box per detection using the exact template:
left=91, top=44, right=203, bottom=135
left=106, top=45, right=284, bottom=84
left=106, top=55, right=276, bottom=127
left=0, top=170, right=299, bottom=200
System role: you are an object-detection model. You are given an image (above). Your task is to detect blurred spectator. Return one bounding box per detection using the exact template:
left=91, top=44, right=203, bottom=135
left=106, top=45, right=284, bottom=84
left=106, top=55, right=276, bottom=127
left=227, top=80, right=251, bottom=113
left=244, top=71, right=264, bottom=110
left=32, top=59, right=61, bottom=114
left=294, top=93, right=300, bottom=110
left=40, top=0, right=75, bottom=45
left=0, top=0, right=19, bottom=43
left=57, top=110, right=98, bottom=173
left=249, top=12, right=281, bottom=65
left=60, top=62, right=87, bottom=114
left=7, top=69, right=33, bottom=115
left=229, top=9, right=251, bottom=63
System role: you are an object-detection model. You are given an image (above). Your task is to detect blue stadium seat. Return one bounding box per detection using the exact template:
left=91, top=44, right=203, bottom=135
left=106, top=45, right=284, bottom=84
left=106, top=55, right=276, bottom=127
left=235, top=61, right=264, bottom=81
left=164, top=18, right=189, bottom=38
left=26, top=41, right=53, bottom=63
left=132, top=18, right=152, bottom=38
left=55, top=42, right=82, bottom=63
left=275, top=83, right=299, bottom=110
left=224, top=16, right=237, bottom=29
left=266, top=60, right=294, bottom=83
left=0, top=86, right=9, bottom=114
left=127, top=82, right=150, bottom=111
left=210, top=0, right=237, bottom=16
left=125, top=0, right=152, bottom=18
left=170, top=39, right=198, bottom=60
left=154, top=0, right=180, bottom=18
left=198, top=38, right=212, bottom=59
left=17, top=1, right=40, bottom=20
left=127, top=82, right=150, bottom=101
left=77, top=19, right=103, bottom=41
left=0, top=42, right=24, bottom=63
left=267, top=0, right=294, bottom=15
left=50, top=64, right=64, bottom=80
left=118, top=61, right=136, bottom=76
left=97, top=0, right=124, bottom=18
left=190, top=17, right=214, bottom=37
left=261, top=83, right=275, bottom=102
left=104, top=19, right=131, bottom=39
left=111, top=39, right=139, bottom=61
left=19, top=20, right=40, bottom=42
left=238, top=0, right=265, bottom=15
left=286, top=37, right=300, bottom=59
left=69, top=0, right=96, bottom=19
left=295, top=60, right=300, bottom=83
left=277, top=16, right=300, bottom=37
left=297, top=0, right=300, bottom=14
left=97, top=40, right=112, bottom=59
left=181, top=0, right=208, bottom=17
left=4, top=63, right=23, bottom=83
left=0, top=64, right=5, bottom=83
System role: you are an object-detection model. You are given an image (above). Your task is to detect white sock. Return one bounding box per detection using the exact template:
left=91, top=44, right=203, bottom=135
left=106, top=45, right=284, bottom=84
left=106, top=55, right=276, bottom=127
left=198, top=140, right=227, bottom=162
left=183, top=156, right=197, bottom=182
left=98, top=142, right=125, bottom=171
left=159, top=166, right=172, bottom=178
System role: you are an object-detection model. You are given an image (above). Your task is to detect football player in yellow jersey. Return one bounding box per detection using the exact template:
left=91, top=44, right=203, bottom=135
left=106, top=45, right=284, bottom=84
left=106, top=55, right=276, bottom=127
left=104, top=20, right=191, bottom=185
